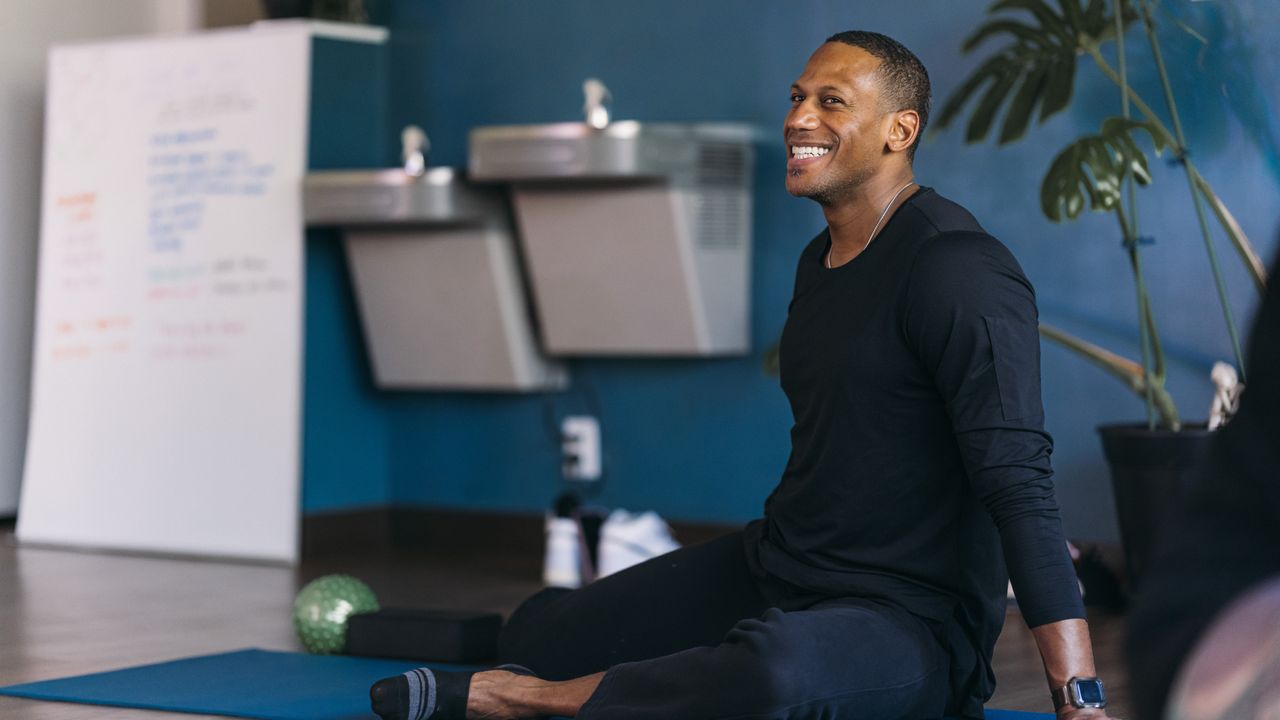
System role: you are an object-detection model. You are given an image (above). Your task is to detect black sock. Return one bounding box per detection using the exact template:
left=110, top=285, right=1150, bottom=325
left=369, top=667, right=472, bottom=720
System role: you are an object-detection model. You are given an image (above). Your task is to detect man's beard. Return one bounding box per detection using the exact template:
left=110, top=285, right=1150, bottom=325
left=790, top=164, right=873, bottom=208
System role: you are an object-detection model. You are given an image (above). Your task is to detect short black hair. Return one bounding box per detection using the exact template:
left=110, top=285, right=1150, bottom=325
left=824, top=30, right=931, bottom=162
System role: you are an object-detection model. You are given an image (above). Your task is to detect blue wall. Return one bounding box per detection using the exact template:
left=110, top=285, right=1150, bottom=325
left=302, top=38, right=393, bottom=511
left=304, top=1, right=1280, bottom=544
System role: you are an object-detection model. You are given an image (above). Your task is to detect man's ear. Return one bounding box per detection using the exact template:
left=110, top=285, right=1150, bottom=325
left=886, top=110, right=921, bottom=154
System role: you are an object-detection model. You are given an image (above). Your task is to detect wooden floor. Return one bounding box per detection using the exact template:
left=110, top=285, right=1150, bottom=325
left=0, top=521, right=1132, bottom=718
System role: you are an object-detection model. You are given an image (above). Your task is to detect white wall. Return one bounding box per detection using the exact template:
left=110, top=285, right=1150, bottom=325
left=0, top=0, right=202, bottom=515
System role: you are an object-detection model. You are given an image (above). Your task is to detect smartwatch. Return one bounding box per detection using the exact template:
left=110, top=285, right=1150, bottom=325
left=1051, top=676, right=1107, bottom=710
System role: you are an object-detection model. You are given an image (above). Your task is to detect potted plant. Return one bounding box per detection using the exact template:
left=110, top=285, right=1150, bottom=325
left=933, top=0, right=1267, bottom=583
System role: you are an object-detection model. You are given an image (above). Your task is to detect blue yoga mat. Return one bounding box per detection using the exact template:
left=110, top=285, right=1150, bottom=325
left=0, top=648, right=1052, bottom=720
left=0, top=649, right=463, bottom=720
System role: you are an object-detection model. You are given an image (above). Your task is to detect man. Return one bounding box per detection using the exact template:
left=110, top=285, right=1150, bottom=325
left=372, top=31, right=1110, bottom=720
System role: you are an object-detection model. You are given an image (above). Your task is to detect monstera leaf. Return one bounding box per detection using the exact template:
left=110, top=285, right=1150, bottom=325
left=936, top=0, right=1129, bottom=144
left=1041, top=117, right=1170, bottom=221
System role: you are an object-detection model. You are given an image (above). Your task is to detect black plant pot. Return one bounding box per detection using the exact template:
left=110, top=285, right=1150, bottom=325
left=1098, top=423, right=1215, bottom=588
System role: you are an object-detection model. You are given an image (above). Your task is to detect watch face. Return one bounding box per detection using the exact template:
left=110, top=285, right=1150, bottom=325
left=1073, top=678, right=1106, bottom=706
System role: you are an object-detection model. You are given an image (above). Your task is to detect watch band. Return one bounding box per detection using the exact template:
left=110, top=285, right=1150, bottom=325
left=1051, top=685, right=1071, bottom=710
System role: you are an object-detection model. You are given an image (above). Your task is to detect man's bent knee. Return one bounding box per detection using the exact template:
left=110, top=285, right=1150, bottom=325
left=497, top=586, right=574, bottom=669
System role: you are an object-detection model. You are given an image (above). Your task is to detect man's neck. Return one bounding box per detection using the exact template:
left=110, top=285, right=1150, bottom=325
left=821, top=169, right=917, bottom=267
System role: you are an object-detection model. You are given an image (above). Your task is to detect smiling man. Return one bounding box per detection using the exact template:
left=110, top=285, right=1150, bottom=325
left=371, top=31, right=1110, bottom=720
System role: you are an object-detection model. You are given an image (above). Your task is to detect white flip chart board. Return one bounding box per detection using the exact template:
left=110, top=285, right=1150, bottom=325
left=18, top=26, right=312, bottom=563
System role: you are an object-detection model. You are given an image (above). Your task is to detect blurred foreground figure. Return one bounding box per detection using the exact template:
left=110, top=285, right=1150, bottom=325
left=1167, top=579, right=1280, bottom=720
left=1127, top=250, right=1280, bottom=719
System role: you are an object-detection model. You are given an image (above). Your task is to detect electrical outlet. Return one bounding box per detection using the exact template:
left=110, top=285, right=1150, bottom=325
left=561, top=415, right=601, bottom=481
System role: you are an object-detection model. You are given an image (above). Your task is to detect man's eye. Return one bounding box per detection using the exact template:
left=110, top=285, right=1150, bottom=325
left=823, top=97, right=843, bottom=105
left=790, top=94, right=803, bottom=103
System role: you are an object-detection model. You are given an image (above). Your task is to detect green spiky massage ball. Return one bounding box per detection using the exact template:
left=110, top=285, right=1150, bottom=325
left=292, top=574, right=380, bottom=654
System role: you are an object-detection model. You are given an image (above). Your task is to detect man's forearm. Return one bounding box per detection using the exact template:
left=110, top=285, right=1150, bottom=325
left=1031, top=618, right=1098, bottom=691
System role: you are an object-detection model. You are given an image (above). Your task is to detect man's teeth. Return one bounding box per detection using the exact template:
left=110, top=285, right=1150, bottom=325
left=791, top=146, right=830, bottom=159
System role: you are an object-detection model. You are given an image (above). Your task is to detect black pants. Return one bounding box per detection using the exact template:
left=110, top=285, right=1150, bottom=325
left=498, top=531, right=951, bottom=719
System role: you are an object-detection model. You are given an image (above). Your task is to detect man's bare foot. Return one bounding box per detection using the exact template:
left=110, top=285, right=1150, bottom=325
left=467, top=669, right=541, bottom=720
left=370, top=665, right=600, bottom=720
left=467, top=668, right=606, bottom=719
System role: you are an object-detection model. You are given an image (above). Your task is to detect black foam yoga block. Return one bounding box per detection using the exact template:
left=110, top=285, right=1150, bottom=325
left=344, top=608, right=503, bottom=663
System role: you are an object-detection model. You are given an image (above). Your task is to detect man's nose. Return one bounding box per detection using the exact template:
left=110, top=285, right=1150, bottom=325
left=786, top=103, right=819, bottom=133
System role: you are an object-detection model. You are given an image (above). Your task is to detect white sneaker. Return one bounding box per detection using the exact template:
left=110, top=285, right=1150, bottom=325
left=596, top=510, right=680, bottom=578
left=543, top=516, right=582, bottom=588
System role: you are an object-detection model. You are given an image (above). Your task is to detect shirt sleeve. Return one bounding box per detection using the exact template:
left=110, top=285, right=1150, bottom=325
left=903, top=231, right=1085, bottom=628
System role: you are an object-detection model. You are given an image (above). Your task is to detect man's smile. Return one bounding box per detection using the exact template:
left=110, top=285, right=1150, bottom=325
left=787, top=144, right=832, bottom=172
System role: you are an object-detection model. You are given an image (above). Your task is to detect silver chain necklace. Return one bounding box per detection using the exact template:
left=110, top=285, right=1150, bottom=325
left=825, top=180, right=916, bottom=269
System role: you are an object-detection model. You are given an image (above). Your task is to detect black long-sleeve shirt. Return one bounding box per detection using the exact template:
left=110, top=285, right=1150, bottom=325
left=744, top=187, right=1084, bottom=717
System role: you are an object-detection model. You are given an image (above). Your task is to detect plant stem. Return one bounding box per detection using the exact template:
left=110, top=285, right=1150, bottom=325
left=1112, top=0, right=1158, bottom=430
left=1039, top=323, right=1180, bottom=428
left=1085, top=45, right=1267, bottom=295
left=1114, top=201, right=1176, bottom=428
left=1085, top=45, right=1166, bottom=134
left=1137, top=0, right=1247, bottom=381
left=1114, top=209, right=1159, bottom=428
left=1187, top=165, right=1269, bottom=291
left=1115, top=1, right=1141, bottom=251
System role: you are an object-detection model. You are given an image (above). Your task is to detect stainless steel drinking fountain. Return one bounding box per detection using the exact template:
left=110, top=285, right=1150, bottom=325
left=305, top=127, right=566, bottom=391
left=469, top=80, right=755, bottom=356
